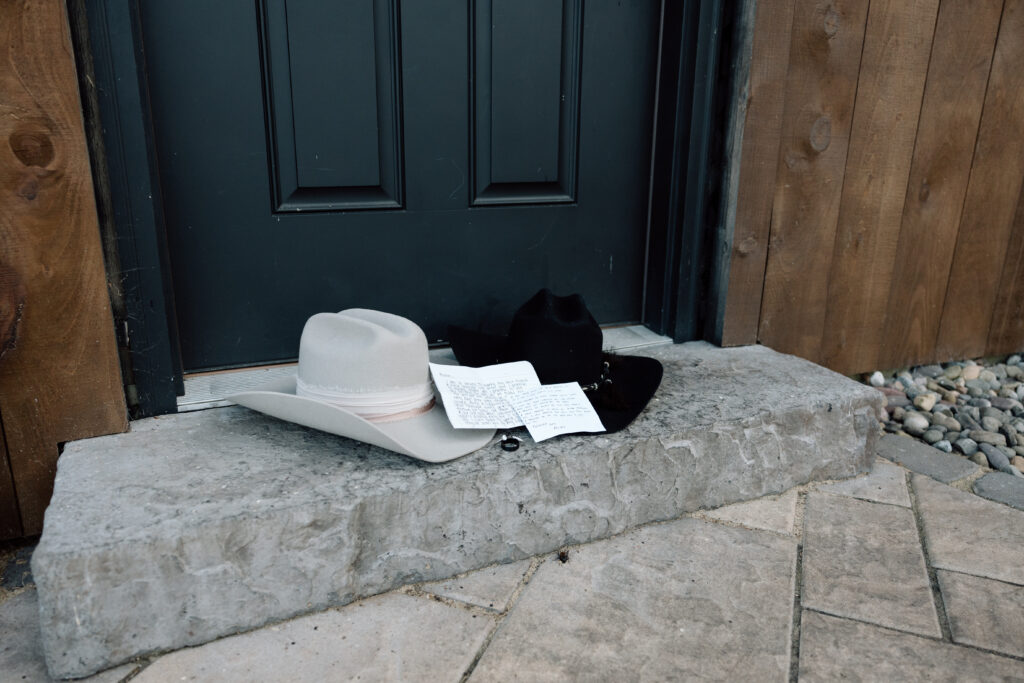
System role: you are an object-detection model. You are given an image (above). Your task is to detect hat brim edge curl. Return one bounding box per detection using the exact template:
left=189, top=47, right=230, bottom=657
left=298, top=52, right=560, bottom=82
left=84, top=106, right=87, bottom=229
left=229, top=376, right=496, bottom=463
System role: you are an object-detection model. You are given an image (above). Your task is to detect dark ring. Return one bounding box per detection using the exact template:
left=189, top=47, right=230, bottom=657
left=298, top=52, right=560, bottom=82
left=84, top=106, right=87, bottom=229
left=500, top=435, right=521, bottom=451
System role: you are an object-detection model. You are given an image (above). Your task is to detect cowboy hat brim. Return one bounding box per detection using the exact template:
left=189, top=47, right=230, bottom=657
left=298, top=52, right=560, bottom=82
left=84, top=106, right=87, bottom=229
left=447, top=326, right=663, bottom=434
left=229, top=376, right=495, bottom=463
left=589, top=354, right=663, bottom=433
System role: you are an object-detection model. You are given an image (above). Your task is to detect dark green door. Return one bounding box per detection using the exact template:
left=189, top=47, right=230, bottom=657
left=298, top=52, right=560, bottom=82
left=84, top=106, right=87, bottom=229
left=139, top=1, right=660, bottom=371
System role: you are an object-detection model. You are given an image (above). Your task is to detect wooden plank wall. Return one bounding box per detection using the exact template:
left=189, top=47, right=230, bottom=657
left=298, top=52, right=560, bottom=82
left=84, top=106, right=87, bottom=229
left=724, top=0, right=1024, bottom=376
left=0, top=0, right=128, bottom=538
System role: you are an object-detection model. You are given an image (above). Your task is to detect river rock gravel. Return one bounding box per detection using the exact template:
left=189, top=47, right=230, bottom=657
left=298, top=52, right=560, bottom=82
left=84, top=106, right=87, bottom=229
left=865, top=355, right=1024, bottom=509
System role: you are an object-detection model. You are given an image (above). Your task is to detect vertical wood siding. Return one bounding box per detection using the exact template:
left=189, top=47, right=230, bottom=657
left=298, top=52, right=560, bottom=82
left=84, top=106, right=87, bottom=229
left=0, top=0, right=127, bottom=538
left=725, top=0, right=1024, bottom=375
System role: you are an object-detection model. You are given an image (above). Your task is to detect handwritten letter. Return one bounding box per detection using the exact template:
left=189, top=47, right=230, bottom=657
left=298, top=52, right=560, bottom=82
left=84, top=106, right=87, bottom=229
left=429, top=361, right=540, bottom=429
left=430, top=361, right=606, bottom=440
left=506, top=383, right=606, bottom=442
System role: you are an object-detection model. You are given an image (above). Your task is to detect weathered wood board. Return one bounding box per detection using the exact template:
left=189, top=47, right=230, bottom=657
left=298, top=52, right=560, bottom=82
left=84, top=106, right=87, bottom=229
left=729, top=0, right=1024, bottom=374
left=879, top=0, right=1002, bottom=369
left=720, top=0, right=797, bottom=347
left=987, top=186, right=1024, bottom=356
left=0, top=0, right=128, bottom=537
left=819, top=0, right=939, bottom=374
left=936, top=0, right=1024, bottom=362
left=757, top=0, right=870, bottom=363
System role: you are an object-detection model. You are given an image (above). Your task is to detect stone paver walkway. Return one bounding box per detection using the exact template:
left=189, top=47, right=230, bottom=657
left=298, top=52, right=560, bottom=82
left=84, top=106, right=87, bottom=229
left=3, top=455, right=1024, bottom=681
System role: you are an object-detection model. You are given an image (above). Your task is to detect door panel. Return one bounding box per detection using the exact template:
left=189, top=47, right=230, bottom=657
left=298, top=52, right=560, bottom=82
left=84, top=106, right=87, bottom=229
left=140, top=1, right=659, bottom=371
left=262, top=0, right=403, bottom=209
left=475, top=0, right=579, bottom=201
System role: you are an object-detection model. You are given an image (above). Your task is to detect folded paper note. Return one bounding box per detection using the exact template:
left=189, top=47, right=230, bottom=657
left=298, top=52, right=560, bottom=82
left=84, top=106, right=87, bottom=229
left=429, top=361, right=605, bottom=441
left=429, top=361, right=540, bottom=429
left=505, top=382, right=606, bottom=441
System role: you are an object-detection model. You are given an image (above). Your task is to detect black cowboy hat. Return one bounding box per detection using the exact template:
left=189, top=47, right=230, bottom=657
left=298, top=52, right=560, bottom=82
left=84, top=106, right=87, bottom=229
left=448, top=289, right=663, bottom=433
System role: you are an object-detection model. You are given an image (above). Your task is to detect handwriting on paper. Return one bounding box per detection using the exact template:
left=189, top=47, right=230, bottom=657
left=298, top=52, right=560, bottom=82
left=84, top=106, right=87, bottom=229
left=506, top=383, right=606, bottom=442
left=429, top=361, right=540, bottom=429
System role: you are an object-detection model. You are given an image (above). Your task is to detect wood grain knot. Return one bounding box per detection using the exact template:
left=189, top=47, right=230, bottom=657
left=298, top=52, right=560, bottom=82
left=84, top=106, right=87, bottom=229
left=17, top=176, right=39, bottom=201
left=823, top=7, right=840, bottom=37
left=735, top=235, right=758, bottom=257
left=918, top=180, right=930, bottom=203
left=809, top=116, right=831, bottom=152
left=784, top=151, right=808, bottom=171
left=9, top=130, right=55, bottom=168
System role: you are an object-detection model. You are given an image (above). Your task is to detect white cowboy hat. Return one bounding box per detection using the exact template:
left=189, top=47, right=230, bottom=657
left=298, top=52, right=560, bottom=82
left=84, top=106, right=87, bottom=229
left=229, top=309, right=495, bottom=462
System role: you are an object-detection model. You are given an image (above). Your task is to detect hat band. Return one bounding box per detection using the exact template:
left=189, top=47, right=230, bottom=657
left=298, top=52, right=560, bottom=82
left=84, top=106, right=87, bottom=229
left=295, top=377, right=435, bottom=422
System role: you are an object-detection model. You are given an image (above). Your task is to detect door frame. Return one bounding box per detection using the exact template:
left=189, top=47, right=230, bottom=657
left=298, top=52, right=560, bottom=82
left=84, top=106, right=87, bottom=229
left=77, top=0, right=736, bottom=418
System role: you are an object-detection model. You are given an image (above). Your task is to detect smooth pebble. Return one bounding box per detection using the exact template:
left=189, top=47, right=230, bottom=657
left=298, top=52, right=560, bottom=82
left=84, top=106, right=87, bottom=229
left=980, top=443, right=1012, bottom=472
left=914, top=394, right=937, bottom=412
left=902, top=413, right=930, bottom=436
left=954, top=438, right=978, bottom=456
left=981, top=416, right=1002, bottom=432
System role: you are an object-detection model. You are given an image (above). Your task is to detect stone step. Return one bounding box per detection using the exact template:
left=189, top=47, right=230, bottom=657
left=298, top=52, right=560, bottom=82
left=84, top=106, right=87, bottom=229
left=32, top=342, right=880, bottom=679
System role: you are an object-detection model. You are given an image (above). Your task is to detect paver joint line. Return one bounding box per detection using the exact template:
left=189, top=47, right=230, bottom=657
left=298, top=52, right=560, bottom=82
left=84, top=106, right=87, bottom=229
left=906, top=470, right=955, bottom=643
left=787, top=538, right=804, bottom=683
left=801, top=606, right=1024, bottom=661
left=458, top=556, right=544, bottom=683
left=688, top=512, right=796, bottom=540
left=801, top=608, right=940, bottom=641
left=402, top=586, right=501, bottom=617
left=787, top=486, right=811, bottom=683
left=799, top=610, right=1024, bottom=680
left=815, top=488, right=907, bottom=510
left=936, top=568, right=1024, bottom=659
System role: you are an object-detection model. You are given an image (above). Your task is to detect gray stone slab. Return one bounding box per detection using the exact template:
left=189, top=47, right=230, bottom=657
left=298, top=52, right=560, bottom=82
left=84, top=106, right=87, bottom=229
left=419, top=559, right=531, bottom=612
left=913, top=474, right=1024, bottom=585
left=973, top=471, right=1024, bottom=511
left=699, top=488, right=799, bottom=534
left=818, top=458, right=910, bottom=507
left=32, top=342, right=879, bottom=678
left=937, top=569, right=1024, bottom=659
left=877, top=434, right=979, bottom=483
left=134, top=591, right=493, bottom=682
left=0, top=590, right=136, bottom=683
left=801, top=493, right=939, bottom=637
left=798, top=610, right=1023, bottom=681
left=470, top=516, right=797, bottom=681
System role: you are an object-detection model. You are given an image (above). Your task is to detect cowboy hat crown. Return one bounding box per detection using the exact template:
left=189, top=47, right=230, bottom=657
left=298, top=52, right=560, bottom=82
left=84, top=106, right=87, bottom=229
left=295, top=310, right=434, bottom=421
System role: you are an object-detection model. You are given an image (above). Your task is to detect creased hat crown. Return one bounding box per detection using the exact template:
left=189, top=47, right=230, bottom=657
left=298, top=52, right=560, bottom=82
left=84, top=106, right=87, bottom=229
left=296, top=309, right=429, bottom=393
left=505, top=289, right=603, bottom=385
